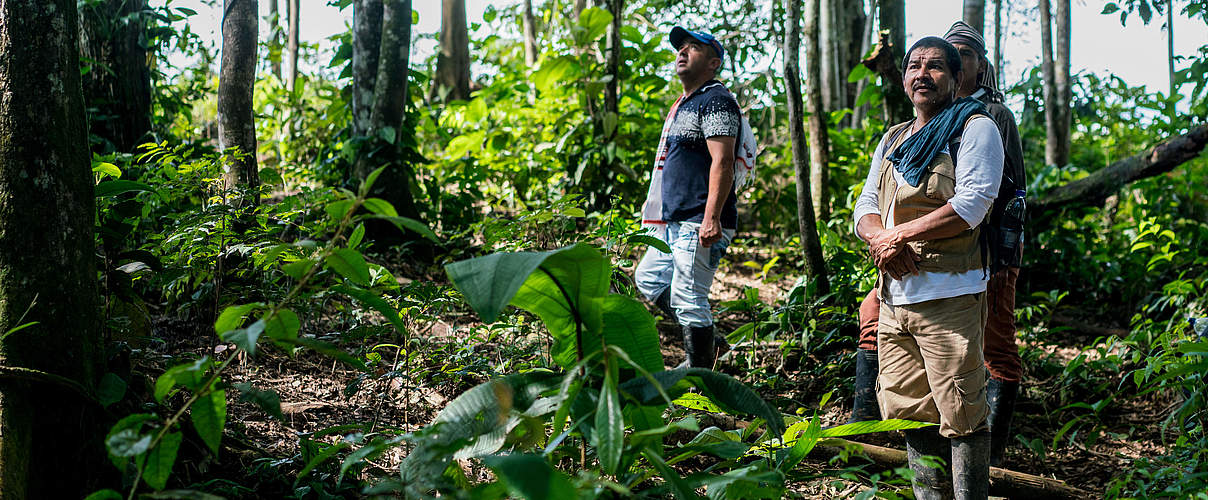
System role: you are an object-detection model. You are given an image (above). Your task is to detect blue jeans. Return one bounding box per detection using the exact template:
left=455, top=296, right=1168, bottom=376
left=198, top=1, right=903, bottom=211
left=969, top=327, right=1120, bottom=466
left=635, top=221, right=734, bottom=327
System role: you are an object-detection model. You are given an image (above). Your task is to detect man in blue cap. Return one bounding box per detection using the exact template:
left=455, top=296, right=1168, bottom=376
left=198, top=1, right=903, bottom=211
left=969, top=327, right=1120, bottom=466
left=635, top=26, right=740, bottom=369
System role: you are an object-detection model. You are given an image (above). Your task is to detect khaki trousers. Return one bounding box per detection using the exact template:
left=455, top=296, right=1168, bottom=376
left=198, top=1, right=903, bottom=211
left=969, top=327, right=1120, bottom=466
left=877, top=292, right=989, bottom=438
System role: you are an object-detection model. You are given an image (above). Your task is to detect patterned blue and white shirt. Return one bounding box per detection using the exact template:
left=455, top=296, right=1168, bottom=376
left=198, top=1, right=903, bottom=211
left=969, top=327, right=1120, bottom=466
left=662, top=80, right=741, bottom=229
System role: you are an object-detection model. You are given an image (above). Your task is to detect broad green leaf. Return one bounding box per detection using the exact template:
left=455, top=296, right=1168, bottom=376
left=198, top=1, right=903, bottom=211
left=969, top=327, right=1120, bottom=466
left=97, top=372, right=127, bottom=407
left=780, top=416, right=822, bottom=470
left=626, top=234, right=672, bottom=254
left=223, top=319, right=266, bottom=357
left=818, top=418, right=936, bottom=437
left=214, top=303, right=262, bottom=335
left=190, top=387, right=227, bottom=455
left=509, top=245, right=609, bottom=369
left=596, top=368, right=623, bottom=474
left=674, top=393, right=723, bottom=413
left=363, top=198, right=398, bottom=217
left=361, top=214, right=439, bottom=242
left=326, top=199, right=355, bottom=221
left=95, top=180, right=153, bottom=197
left=532, top=56, right=578, bottom=94
left=142, top=431, right=182, bottom=490
left=275, top=337, right=369, bottom=371
left=361, top=165, right=387, bottom=196
left=685, top=368, right=786, bottom=435
left=577, top=7, right=613, bottom=43
left=483, top=454, right=577, bottom=500
left=326, top=248, right=371, bottom=285
left=281, top=259, right=314, bottom=280
left=106, top=428, right=152, bottom=458
left=93, top=162, right=121, bottom=179
left=445, top=130, right=485, bottom=159
left=234, top=382, right=285, bottom=421
left=263, top=309, right=300, bottom=341
left=431, top=372, right=559, bottom=459
left=596, top=295, right=662, bottom=374
left=84, top=490, right=124, bottom=500
left=333, top=285, right=406, bottom=335
left=347, top=223, right=366, bottom=249
left=620, top=367, right=690, bottom=403
left=154, top=357, right=210, bottom=402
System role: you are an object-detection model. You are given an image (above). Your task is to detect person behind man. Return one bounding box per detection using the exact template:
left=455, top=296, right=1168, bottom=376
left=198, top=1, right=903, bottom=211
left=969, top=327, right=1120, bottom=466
left=847, top=21, right=1027, bottom=469
left=634, top=26, right=739, bottom=369
left=853, top=36, right=1004, bottom=499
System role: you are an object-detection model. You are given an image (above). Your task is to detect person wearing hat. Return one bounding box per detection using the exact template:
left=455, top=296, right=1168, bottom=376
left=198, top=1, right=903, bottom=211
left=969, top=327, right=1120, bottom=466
left=635, top=26, right=740, bottom=369
left=853, top=35, right=1004, bottom=499
left=847, top=20, right=1027, bottom=469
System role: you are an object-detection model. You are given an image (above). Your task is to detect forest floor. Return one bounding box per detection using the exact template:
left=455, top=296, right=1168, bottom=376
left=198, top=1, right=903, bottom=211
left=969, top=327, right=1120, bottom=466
left=137, top=244, right=1177, bottom=498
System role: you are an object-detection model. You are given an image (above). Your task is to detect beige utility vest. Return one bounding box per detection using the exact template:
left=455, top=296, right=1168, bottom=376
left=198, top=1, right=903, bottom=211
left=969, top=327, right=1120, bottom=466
left=876, top=118, right=984, bottom=275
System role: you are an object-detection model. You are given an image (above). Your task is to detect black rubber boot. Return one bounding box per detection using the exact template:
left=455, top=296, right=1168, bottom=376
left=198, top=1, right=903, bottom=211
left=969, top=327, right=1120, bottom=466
left=951, top=431, right=991, bottom=500
left=848, top=349, right=882, bottom=423
left=654, top=289, right=677, bottom=323
left=904, top=428, right=954, bottom=500
left=682, top=324, right=717, bottom=369
left=986, top=378, right=1019, bottom=467
left=657, top=290, right=729, bottom=358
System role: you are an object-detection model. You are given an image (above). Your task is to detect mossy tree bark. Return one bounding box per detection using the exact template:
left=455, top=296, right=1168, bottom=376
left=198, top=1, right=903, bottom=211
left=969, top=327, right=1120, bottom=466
left=218, top=0, right=260, bottom=205
left=805, top=0, right=831, bottom=221
left=785, top=0, right=831, bottom=297
left=0, top=0, right=106, bottom=496
left=78, top=0, right=152, bottom=153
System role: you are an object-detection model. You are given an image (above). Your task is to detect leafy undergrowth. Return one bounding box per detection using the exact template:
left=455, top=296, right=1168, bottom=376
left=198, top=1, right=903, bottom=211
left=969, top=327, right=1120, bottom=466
left=116, top=238, right=1181, bottom=499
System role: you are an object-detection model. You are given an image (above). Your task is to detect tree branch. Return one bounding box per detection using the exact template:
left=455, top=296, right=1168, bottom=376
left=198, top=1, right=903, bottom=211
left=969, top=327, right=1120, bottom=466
left=1031, top=124, right=1208, bottom=223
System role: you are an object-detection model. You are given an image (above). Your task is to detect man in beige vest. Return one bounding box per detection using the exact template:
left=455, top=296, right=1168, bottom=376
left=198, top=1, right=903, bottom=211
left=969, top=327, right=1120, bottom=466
left=853, top=36, right=1004, bottom=500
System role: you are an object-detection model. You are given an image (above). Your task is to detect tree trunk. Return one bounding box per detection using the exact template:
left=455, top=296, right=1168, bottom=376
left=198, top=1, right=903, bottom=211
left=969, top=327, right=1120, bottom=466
left=819, top=0, right=838, bottom=112
left=269, top=0, right=282, bottom=79
left=522, top=0, right=539, bottom=67
left=78, top=0, right=152, bottom=153
left=994, top=0, right=1003, bottom=89
left=603, top=0, right=621, bottom=130
left=805, top=0, right=830, bottom=221
left=218, top=0, right=260, bottom=204
left=1166, top=0, right=1176, bottom=133
left=435, top=0, right=471, bottom=101
left=851, top=2, right=877, bottom=127
left=353, top=0, right=383, bottom=136
left=0, top=1, right=106, bottom=497
left=1055, top=0, right=1071, bottom=166
left=286, top=0, right=300, bottom=91
left=875, top=0, right=911, bottom=125
left=963, top=0, right=986, bottom=33
left=1031, top=124, right=1208, bottom=224
left=356, top=0, right=426, bottom=248
left=785, top=0, right=831, bottom=297
left=807, top=439, right=1089, bottom=499
left=1039, top=0, right=1058, bottom=167
left=573, top=0, right=587, bottom=20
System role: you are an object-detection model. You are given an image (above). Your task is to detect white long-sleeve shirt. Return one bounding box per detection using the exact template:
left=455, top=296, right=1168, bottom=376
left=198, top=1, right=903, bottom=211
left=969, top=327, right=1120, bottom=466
left=853, top=115, right=1005, bottom=305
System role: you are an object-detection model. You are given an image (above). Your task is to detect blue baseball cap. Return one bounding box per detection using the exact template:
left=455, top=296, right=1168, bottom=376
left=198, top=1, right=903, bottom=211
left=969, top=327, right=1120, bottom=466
left=669, top=26, right=725, bottom=64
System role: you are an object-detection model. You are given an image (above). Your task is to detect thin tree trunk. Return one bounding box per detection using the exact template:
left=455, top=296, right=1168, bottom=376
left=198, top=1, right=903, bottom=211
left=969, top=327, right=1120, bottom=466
left=851, top=2, right=877, bottom=127
left=785, top=0, right=831, bottom=296
left=1039, top=0, right=1059, bottom=167
left=603, top=0, right=621, bottom=130
left=574, top=0, right=586, bottom=20
left=0, top=1, right=106, bottom=497
left=1055, top=0, right=1071, bottom=166
left=353, top=0, right=383, bottom=136
left=269, top=0, right=282, bottom=79
left=218, top=0, right=260, bottom=203
left=963, top=0, right=986, bottom=33
left=1166, top=0, right=1176, bottom=133
left=78, top=0, right=152, bottom=152
left=994, top=0, right=1003, bottom=89
left=287, top=0, right=299, bottom=91
left=876, top=0, right=911, bottom=125
left=805, top=0, right=830, bottom=220
left=435, top=0, right=471, bottom=101
left=522, top=0, right=539, bottom=67
left=819, top=0, right=837, bottom=111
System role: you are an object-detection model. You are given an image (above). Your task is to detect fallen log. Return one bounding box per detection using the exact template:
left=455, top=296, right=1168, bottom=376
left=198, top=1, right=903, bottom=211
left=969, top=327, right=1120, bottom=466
left=809, top=438, right=1092, bottom=500
left=1031, top=124, right=1208, bottom=224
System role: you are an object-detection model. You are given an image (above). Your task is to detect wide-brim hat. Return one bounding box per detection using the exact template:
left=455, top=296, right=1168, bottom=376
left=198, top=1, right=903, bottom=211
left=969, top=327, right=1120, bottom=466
left=669, top=26, right=725, bottom=64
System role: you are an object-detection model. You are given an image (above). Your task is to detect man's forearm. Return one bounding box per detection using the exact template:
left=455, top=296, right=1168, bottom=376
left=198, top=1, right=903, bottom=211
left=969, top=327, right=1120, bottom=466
left=703, top=158, right=733, bottom=222
left=882, top=203, right=970, bottom=246
left=856, top=213, right=884, bottom=244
